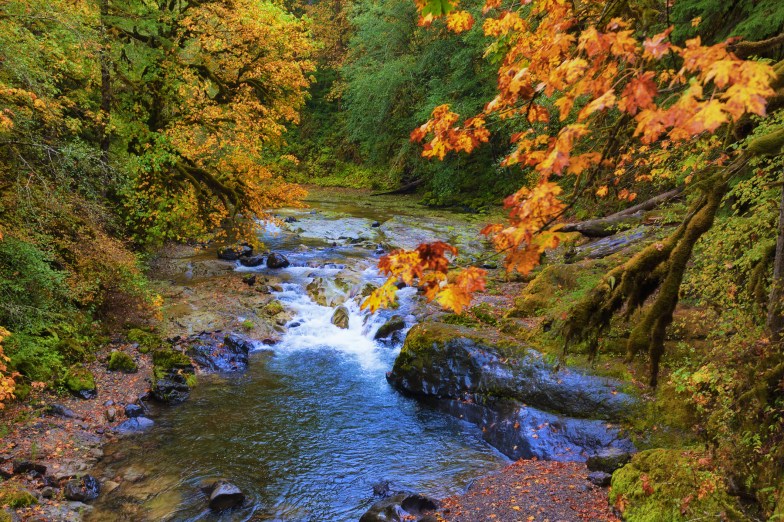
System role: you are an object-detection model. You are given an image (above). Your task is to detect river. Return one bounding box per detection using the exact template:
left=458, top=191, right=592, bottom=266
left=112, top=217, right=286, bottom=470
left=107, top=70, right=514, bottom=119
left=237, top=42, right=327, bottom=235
left=87, top=191, right=508, bottom=521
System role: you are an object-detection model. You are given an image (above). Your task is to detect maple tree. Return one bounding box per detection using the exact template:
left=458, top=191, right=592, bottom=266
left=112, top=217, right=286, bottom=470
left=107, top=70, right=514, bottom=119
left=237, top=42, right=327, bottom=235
left=362, top=0, right=784, bottom=386
left=106, top=0, right=314, bottom=244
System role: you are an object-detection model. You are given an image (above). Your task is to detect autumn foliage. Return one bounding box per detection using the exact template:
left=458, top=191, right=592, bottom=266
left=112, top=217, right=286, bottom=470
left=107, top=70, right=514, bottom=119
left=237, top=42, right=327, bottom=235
left=365, top=0, right=776, bottom=315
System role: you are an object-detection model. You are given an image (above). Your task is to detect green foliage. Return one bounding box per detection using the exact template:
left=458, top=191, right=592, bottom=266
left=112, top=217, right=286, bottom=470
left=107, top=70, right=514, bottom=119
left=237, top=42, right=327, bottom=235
left=672, top=0, right=784, bottom=44
left=108, top=351, right=138, bottom=373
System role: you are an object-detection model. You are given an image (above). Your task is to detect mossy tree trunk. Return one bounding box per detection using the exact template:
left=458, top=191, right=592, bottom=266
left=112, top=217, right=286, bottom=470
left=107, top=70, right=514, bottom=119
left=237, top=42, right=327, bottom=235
left=766, top=184, right=784, bottom=341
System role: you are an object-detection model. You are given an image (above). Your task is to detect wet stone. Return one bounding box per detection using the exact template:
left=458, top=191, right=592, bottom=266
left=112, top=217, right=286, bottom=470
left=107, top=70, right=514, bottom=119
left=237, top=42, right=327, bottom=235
left=208, top=480, right=245, bottom=511
left=63, top=475, right=100, bottom=502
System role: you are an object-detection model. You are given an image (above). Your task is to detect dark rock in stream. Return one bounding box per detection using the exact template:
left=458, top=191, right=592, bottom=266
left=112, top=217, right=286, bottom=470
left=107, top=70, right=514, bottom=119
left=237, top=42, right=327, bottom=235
left=387, top=322, right=636, bottom=462
left=13, top=460, right=47, bottom=475
left=115, top=416, right=154, bottom=435
left=266, top=252, right=290, bottom=269
left=374, top=315, right=405, bottom=340
left=239, top=254, right=265, bottom=268
left=588, top=471, right=613, bottom=487
left=124, top=404, right=144, bottom=418
left=208, top=480, right=245, bottom=511
left=184, top=332, right=255, bottom=372
left=63, top=474, right=100, bottom=501
left=152, top=372, right=191, bottom=404
left=360, top=492, right=440, bottom=522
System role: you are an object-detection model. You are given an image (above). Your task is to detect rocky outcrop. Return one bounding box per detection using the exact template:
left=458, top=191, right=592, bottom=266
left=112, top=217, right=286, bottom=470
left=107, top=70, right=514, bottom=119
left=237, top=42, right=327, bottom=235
left=182, top=332, right=257, bottom=373
left=387, top=322, right=636, bottom=462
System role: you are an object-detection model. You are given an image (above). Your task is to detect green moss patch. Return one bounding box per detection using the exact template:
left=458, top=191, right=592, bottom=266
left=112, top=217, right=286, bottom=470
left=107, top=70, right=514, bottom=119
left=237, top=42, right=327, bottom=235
left=263, top=301, right=284, bottom=316
left=151, top=349, right=191, bottom=379
left=610, top=449, right=745, bottom=521
left=126, top=328, right=163, bottom=354
left=0, top=481, right=37, bottom=508
left=63, top=364, right=95, bottom=393
left=107, top=350, right=138, bottom=373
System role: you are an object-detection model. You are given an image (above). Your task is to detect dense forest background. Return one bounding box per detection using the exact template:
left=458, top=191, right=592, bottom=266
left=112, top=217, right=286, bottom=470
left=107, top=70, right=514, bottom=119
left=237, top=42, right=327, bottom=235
left=3, top=0, right=784, bottom=519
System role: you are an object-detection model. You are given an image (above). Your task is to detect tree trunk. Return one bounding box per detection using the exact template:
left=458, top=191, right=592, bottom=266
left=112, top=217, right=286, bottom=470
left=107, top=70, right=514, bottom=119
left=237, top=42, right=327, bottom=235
left=99, top=0, right=111, bottom=165
left=766, top=183, right=784, bottom=341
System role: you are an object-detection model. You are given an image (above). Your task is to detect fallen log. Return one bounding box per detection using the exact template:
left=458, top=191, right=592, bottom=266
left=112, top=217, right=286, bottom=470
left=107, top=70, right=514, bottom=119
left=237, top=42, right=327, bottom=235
left=561, top=188, right=682, bottom=237
left=371, top=178, right=424, bottom=196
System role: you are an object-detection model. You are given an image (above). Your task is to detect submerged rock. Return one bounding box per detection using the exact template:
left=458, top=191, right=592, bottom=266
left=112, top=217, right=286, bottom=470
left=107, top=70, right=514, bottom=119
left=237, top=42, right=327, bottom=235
left=359, top=492, right=439, bottom=522
left=239, top=254, right=265, bottom=267
left=124, top=404, right=144, bottom=418
left=387, top=322, right=635, bottom=461
left=331, top=305, right=350, bottom=329
left=266, top=252, right=290, bottom=269
left=208, top=480, right=244, bottom=511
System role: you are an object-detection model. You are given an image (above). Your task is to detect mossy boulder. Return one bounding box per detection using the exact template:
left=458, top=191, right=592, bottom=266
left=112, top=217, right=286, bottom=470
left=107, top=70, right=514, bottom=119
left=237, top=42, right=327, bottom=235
left=391, top=322, right=631, bottom=419
left=126, top=328, right=163, bottom=354
left=610, top=449, right=745, bottom=521
left=151, top=349, right=194, bottom=404
left=63, top=364, right=96, bottom=399
left=0, top=481, right=37, bottom=508
left=107, top=350, right=138, bottom=373
left=388, top=322, right=636, bottom=461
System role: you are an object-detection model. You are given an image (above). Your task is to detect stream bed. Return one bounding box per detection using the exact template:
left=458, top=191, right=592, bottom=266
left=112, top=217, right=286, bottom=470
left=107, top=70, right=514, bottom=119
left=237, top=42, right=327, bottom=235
left=87, top=192, right=508, bottom=521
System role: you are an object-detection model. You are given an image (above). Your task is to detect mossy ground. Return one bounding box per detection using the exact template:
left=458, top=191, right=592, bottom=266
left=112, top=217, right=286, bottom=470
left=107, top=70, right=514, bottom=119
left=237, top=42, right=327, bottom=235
left=610, top=449, right=746, bottom=521
left=126, top=328, right=164, bottom=354
left=0, top=481, right=37, bottom=508
left=151, top=349, right=191, bottom=380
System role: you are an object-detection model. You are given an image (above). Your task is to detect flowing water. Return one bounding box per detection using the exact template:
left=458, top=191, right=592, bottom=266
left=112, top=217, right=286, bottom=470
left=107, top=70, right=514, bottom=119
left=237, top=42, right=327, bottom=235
left=89, top=193, right=507, bottom=521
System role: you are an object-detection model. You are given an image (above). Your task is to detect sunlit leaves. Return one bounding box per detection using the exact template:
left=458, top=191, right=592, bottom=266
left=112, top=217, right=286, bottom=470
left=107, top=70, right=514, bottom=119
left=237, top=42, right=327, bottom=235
left=0, top=327, right=18, bottom=409
left=361, top=242, right=486, bottom=314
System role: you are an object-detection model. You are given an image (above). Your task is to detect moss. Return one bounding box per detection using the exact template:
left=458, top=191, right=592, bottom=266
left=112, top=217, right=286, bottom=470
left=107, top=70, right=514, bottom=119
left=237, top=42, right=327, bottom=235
left=55, top=337, right=87, bottom=364
left=151, top=349, right=191, bottom=374
left=0, top=481, right=37, bottom=508
left=63, top=364, right=95, bottom=393
left=610, top=449, right=745, bottom=521
left=396, top=322, right=525, bottom=375
left=126, top=328, right=163, bottom=354
left=263, top=301, right=284, bottom=316
left=240, top=319, right=254, bottom=331
left=107, top=350, right=138, bottom=373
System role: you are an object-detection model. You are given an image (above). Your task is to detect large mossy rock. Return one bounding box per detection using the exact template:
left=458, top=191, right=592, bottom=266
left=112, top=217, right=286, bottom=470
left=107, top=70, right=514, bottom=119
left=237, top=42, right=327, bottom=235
left=63, top=365, right=97, bottom=400
left=107, top=351, right=137, bottom=373
left=610, top=449, right=745, bottom=521
left=388, top=322, right=635, bottom=461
